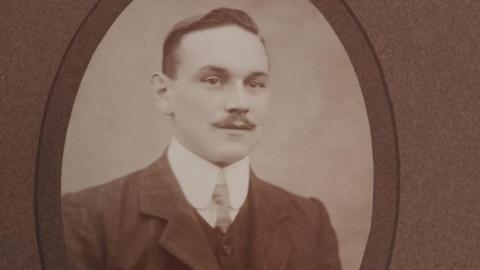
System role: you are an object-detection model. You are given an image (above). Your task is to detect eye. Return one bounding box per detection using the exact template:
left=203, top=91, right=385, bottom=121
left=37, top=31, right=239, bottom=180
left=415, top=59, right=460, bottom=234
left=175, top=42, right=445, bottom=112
left=202, top=76, right=223, bottom=86
left=246, top=80, right=266, bottom=89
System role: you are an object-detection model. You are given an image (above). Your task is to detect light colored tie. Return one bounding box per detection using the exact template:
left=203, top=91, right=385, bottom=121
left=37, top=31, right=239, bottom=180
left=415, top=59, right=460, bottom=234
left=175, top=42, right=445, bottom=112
left=212, top=169, right=232, bottom=233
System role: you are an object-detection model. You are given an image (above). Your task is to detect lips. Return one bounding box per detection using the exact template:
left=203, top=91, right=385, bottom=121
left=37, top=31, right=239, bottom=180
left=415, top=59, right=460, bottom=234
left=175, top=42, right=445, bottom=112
left=213, top=115, right=256, bottom=130
left=219, top=122, right=255, bottom=130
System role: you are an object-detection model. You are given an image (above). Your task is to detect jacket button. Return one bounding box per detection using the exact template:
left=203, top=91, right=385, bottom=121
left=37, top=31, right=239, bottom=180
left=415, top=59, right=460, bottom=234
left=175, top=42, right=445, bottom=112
left=221, top=243, right=232, bottom=257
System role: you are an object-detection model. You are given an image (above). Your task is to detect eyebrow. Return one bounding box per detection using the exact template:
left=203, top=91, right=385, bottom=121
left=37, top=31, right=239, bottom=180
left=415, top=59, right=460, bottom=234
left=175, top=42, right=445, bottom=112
left=246, top=72, right=269, bottom=79
left=196, top=65, right=229, bottom=77
left=196, top=65, right=269, bottom=79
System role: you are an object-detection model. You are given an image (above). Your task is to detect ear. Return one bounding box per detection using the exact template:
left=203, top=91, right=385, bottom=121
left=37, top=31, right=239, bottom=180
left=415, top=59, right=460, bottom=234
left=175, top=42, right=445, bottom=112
left=151, top=72, right=174, bottom=115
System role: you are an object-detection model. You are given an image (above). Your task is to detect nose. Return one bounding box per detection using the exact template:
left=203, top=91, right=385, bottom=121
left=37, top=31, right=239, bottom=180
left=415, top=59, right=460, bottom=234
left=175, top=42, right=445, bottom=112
left=225, top=81, right=250, bottom=113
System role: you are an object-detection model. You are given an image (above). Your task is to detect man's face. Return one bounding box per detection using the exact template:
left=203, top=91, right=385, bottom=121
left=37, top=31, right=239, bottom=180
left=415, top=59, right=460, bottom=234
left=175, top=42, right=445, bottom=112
left=160, top=25, right=270, bottom=165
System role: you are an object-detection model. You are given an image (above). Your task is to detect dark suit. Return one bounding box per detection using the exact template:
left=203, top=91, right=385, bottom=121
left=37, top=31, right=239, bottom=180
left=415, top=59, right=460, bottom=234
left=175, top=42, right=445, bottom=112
left=62, top=154, right=341, bottom=270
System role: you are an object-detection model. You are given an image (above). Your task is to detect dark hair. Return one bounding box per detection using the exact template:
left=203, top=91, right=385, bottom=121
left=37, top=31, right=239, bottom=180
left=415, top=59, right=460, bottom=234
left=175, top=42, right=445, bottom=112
left=162, top=7, right=263, bottom=79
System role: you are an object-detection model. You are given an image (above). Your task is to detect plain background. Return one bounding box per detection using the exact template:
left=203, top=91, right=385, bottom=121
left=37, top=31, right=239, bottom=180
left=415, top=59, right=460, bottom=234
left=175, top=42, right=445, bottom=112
left=61, top=0, right=373, bottom=269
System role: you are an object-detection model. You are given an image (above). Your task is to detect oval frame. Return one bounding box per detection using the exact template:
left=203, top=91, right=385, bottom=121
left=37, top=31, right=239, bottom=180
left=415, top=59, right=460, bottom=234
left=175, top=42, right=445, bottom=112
left=34, top=0, right=400, bottom=269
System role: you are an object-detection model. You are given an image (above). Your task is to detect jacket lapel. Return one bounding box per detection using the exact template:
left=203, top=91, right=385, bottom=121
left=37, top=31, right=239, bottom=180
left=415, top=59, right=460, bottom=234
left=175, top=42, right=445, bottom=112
left=136, top=155, right=293, bottom=270
left=249, top=172, right=292, bottom=270
left=137, top=155, right=221, bottom=270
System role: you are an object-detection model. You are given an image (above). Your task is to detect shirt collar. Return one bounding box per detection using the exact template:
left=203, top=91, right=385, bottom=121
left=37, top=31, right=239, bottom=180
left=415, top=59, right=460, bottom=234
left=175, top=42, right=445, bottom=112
left=167, top=137, right=250, bottom=209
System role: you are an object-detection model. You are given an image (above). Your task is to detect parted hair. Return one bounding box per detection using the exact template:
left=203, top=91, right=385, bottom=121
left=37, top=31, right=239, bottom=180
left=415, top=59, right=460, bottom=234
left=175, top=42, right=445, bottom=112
left=162, top=7, right=262, bottom=78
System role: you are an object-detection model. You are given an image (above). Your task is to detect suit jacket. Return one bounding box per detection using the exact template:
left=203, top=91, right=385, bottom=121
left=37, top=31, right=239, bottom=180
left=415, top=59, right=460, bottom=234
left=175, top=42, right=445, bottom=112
left=62, top=154, right=342, bottom=270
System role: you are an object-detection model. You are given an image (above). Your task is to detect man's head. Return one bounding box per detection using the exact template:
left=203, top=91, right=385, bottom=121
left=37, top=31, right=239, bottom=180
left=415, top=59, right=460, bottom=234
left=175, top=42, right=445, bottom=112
left=151, top=8, right=270, bottom=166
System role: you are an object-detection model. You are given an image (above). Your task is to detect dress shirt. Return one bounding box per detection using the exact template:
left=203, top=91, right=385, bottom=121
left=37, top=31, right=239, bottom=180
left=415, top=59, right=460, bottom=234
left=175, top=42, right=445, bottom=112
left=167, top=137, right=250, bottom=227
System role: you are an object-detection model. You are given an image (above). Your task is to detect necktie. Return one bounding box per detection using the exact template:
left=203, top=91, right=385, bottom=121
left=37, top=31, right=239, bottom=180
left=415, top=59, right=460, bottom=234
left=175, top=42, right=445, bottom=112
left=212, top=169, right=232, bottom=233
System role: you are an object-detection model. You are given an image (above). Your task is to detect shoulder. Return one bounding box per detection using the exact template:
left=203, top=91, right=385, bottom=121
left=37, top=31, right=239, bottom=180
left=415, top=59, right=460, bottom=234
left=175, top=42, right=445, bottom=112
left=63, top=166, right=144, bottom=207
left=252, top=177, right=341, bottom=268
left=62, top=158, right=162, bottom=219
left=251, top=176, right=332, bottom=224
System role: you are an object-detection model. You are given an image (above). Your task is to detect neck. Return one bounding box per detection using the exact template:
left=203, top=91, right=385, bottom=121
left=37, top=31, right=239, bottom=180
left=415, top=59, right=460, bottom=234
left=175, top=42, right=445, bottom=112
left=214, top=161, right=230, bottom=168
left=171, top=137, right=245, bottom=168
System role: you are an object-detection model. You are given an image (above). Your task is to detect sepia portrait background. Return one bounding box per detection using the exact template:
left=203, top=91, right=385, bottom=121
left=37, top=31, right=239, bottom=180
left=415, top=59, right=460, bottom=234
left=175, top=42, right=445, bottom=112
left=61, top=0, right=373, bottom=269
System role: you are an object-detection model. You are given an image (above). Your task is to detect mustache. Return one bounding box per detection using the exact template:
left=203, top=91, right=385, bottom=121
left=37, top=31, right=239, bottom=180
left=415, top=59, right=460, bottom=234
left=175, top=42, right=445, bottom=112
left=212, top=113, right=257, bottom=130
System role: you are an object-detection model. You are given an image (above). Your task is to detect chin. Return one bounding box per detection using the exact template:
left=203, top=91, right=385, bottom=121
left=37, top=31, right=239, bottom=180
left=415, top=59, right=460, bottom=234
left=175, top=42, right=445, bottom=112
left=211, top=143, right=253, bottom=165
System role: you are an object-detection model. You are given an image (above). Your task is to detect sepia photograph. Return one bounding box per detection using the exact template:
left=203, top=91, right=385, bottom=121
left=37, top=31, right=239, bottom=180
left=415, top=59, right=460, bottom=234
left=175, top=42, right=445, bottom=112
left=61, top=0, right=373, bottom=269
left=4, top=1, right=479, bottom=270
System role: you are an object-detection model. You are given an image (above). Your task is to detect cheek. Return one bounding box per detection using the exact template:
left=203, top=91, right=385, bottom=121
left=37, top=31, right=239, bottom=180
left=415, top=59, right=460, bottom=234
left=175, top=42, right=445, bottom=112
left=250, top=93, right=270, bottom=119
left=173, top=86, right=222, bottom=121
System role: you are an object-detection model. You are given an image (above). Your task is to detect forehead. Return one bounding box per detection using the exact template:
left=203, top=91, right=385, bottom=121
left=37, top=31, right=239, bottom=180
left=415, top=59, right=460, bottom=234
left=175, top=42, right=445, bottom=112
left=175, top=25, right=270, bottom=76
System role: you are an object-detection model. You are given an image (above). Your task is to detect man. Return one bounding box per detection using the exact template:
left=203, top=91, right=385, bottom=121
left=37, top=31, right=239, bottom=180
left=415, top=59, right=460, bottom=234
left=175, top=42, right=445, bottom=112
left=62, top=7, right=341, bottom=270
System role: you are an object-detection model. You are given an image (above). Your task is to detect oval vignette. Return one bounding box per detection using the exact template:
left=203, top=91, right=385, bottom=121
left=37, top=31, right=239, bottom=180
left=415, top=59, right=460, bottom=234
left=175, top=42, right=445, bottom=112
left=34, top=0, right=399, bottom=270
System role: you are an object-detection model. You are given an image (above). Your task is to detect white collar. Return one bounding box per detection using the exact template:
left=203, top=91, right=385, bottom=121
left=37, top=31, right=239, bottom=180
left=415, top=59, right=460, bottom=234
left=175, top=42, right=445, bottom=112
left=167, top=137, right=250, bottom=209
